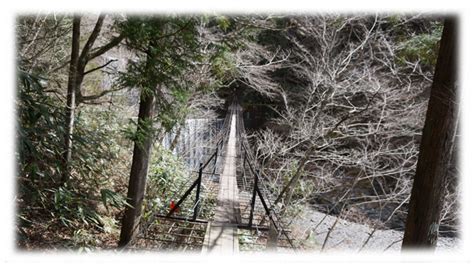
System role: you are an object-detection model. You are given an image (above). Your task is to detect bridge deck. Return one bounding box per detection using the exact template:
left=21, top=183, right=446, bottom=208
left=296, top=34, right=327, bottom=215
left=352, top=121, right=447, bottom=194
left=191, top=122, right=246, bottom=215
left=202, top=114, right=240, bottom=254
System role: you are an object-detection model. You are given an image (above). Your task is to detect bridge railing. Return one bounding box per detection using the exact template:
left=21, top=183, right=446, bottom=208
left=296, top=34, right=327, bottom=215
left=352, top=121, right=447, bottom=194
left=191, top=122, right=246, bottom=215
left=137, top=101, right=236, bottom=240
left=162, top=99, right=236, bottom=221
left=140, top=98, right=296, bottom=249
left=233, top=101, right=296, bottom=249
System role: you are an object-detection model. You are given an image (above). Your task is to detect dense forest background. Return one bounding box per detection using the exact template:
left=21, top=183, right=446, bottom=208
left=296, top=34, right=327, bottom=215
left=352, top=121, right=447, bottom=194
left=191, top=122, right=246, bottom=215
left=15, top=13, right=459, bottom=250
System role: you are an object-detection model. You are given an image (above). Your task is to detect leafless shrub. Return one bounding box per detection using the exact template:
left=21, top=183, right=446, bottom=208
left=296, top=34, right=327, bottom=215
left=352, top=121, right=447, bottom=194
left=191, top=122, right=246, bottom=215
left=244, top=14, right=458, bottom=238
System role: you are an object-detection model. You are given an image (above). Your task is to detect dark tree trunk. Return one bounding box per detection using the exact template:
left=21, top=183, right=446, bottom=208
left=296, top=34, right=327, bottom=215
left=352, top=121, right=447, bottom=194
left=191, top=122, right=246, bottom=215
left=75, top=14, right=105, bottom=103
left=118, top=87, right=157, bottom=247
left=402, top=17, right=458, bottom=249
left=61, top=16, right=81, bottom=184
left=61, top=14, right=121, bottom=184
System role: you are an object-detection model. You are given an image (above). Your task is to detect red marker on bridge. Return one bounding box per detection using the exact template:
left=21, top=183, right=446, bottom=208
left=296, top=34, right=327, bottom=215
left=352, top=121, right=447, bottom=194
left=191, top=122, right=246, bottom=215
left=170, top=200, right=179, bottom=214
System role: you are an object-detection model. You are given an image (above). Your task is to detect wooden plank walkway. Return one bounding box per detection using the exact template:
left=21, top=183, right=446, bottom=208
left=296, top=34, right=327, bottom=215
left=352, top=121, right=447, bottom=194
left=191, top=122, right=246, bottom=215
left=202, top=114, right=240, bottom=254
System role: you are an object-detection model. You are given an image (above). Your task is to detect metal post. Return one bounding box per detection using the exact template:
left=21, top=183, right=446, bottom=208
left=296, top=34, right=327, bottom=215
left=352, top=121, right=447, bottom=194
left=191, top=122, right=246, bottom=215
left=193, top=163, right=203, bottom=221
left=166, top=177, right=200, bottom=217
left=256, top=184, right=271, bottom=219
left=256, top=185, right=296, bottom=249
left=211, top=147, right=218, bottom=176
left=248, top=172, right=258, bottom=227
left=242, top=149, right=247, bottom=188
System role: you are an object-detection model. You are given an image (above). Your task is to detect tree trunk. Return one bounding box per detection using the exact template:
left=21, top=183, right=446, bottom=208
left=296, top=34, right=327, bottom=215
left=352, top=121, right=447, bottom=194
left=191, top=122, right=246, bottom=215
left=118, top=87, right=157, bottom=247
left=74, top=14, right=105, bottom=103
left=61, top=14, right=121, bottom=184
left=61, top=16, right=81, bottom=184
left=402, top=17, right=458, bottom=249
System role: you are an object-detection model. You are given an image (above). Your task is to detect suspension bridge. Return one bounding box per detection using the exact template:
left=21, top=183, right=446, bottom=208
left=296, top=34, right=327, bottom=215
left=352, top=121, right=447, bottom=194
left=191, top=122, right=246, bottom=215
left=128, top=99, right=297, bottom=253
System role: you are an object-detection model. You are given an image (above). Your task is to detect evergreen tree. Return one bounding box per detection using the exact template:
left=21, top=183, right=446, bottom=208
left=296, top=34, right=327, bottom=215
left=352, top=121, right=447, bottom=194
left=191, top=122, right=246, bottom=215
left=117, top=16, right=200, bottom=246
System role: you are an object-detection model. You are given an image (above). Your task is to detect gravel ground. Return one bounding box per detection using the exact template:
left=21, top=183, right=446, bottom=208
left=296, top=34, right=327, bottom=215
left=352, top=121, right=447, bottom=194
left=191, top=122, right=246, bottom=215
left=289, top=205, right=459, bottom=252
